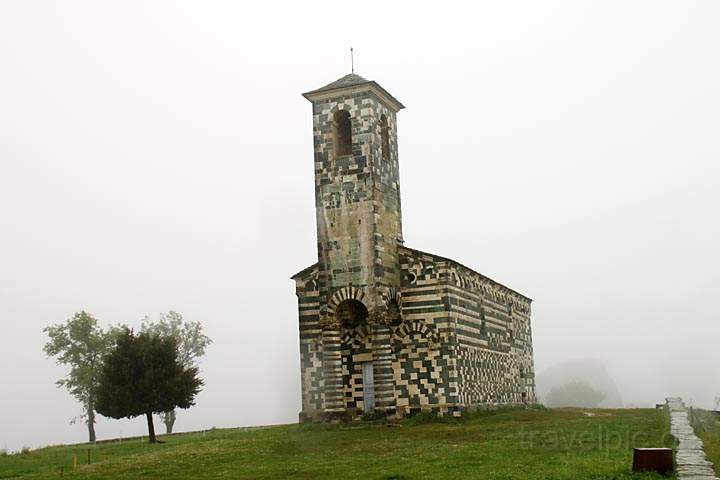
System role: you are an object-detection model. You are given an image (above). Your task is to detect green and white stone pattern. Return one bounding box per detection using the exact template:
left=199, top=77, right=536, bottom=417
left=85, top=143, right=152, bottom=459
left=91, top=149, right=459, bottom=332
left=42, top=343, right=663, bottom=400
left=292, top=74, right=536, bottom=421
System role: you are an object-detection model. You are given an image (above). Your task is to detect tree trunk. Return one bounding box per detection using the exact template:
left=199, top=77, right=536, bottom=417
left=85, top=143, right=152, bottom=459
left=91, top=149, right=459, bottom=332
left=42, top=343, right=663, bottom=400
left=163, top=410, right=176, bottom=434
left=87, top=404, right=96, bottom=443
left=146, top=412, right=157, bottom=444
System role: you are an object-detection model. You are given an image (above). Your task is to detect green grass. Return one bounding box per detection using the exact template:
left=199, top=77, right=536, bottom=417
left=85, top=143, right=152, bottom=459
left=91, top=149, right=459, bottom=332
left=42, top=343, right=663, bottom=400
left=690, top=409, right=720, bottom=475
left=0, top=408, right=675, bottom=479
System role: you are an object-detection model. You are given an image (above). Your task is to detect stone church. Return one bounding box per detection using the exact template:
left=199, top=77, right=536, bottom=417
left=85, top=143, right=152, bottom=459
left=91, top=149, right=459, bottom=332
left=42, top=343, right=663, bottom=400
left=291, top=72, right=536, bottom=421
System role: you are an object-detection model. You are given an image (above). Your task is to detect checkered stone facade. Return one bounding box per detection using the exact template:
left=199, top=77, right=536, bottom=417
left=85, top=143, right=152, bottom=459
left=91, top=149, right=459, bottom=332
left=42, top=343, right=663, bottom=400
left=292, top=73, right=536, bottom=422
left=341, top=324, right=374, bottom=411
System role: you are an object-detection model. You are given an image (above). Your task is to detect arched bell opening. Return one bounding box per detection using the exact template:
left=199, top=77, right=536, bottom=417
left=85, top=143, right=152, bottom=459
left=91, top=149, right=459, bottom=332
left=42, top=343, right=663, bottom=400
left=332, top=109, right=352, bottom=157
left=380, top=114, right=390, bottom=161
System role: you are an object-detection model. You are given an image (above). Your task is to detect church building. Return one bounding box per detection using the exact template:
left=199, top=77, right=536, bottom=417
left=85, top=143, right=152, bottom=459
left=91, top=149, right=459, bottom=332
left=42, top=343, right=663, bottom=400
left=291, top=72, right=536, bottom=421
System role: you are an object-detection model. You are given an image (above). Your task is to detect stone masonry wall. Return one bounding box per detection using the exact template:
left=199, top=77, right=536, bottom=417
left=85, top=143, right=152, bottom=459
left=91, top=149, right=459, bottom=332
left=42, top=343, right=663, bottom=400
left=293, top=265, right=323, bottom=418
left=294, top=246, right=536, bottom=419
left=395, top=247, right=458, bottom=415
left=310, top=90, right=402, bottom=315
left=400, top=246, right=536, bottom=408
left=445, top=260, right=535, bottom=406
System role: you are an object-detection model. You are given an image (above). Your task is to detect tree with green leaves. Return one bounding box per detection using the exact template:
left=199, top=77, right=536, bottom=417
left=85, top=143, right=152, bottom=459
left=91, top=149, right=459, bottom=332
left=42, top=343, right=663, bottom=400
left=43, top=311, right=115, bottom=442
left=95, top=329, right=203, bottom=444
left=141, top=311, right=211, bottom=434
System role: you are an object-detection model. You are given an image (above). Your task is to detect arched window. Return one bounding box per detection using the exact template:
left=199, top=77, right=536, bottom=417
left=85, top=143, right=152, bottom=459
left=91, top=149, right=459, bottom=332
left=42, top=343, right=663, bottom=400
left=333, top=110, right=352, bottom=156
left=335, top=299, right=368, bottom=329
left=380, top=114, right=390, bottom=161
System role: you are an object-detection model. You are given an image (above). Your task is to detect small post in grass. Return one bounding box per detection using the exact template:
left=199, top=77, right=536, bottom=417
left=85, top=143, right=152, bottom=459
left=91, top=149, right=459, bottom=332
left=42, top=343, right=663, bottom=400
left=73, top=454, right=77, bottom=469
left=632, top=448, right=673, bottom=475
left=87, top=448, right=91, bottom=465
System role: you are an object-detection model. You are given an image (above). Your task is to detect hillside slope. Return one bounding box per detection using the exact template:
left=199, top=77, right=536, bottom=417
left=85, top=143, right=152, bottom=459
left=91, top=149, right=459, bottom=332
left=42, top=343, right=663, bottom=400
left=0, top=408, right=673, bottom=480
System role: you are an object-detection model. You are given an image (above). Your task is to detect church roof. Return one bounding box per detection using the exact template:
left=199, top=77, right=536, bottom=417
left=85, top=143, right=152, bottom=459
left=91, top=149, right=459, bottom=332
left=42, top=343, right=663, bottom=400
left=302, top=72, right=405, bottom=111
left=312, top=73, right=371, bottom=92
left=290, top=262, right=318, bottom=280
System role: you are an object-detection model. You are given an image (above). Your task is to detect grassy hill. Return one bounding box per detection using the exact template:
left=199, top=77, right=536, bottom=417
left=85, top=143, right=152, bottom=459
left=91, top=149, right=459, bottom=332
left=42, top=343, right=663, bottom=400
left=0, top=408, right=674, bottom=479
left=691, top=409, right=720, bottom=476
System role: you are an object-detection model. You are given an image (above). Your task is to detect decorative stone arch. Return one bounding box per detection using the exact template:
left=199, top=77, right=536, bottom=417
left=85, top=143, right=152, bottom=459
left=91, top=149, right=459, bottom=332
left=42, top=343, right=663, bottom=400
left=341, top=324, right=373, bottom=349
left=449, top=268, right=468, bottom=288
left=327, top=286, right=366, bottom=317
left=380, top=287, right=403, bottom=325
left=335, top=299, right=369, bottom=330
left=328, top=101, right=356, bottom=114
left=380, top=287, right=402, bottom=311
left=392, top=320, right=439, bottom=347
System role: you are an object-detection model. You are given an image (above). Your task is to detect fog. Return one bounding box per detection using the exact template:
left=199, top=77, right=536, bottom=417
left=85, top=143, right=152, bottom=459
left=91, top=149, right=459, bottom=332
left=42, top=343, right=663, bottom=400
left=2, top=0, right=719, bottom=452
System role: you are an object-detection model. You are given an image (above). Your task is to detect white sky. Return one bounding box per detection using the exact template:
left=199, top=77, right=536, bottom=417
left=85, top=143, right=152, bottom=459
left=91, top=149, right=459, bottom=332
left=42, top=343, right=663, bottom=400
left=1, top=0, right=719, bottom=451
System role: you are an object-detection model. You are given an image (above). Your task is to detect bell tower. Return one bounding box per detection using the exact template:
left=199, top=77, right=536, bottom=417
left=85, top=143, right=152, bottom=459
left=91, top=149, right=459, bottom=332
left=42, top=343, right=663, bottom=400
left=303, top=73, right=405, bottom=314
left=303, top=73, right=405, bottom=417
